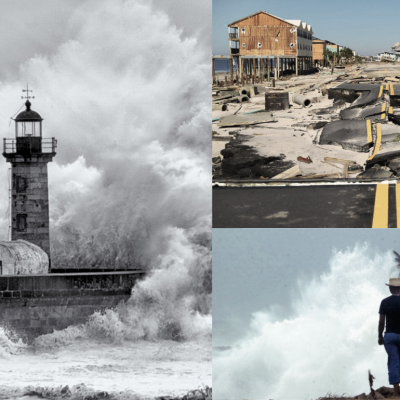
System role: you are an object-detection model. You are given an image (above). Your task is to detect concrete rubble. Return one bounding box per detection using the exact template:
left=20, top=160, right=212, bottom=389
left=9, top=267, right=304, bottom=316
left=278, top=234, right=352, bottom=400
left=212, top=63, right=400, bottom=181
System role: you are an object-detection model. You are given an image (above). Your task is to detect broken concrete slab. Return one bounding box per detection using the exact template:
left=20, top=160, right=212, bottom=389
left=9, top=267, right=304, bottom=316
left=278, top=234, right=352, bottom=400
left=366, top=149, right=400, bottom=165
left=328, top=84, right=381, bottom=103
left=308, top=121, right=329, bottom=129
left=347, top=87, right=383, bottom=109
left=318, top=120, right=373, bottom=152
left=217, top=112, right=275, bottom=127
left=389, top=84, right=400, bottom=107
left=366, top=124, right=400, bottom=166
left=388, top=106, right=400, bottom=124
left=308, top=100, right=346, bottom=116
left=389, top=157, right=400, bottom=174
left=357, top=168, right=394, bottom=179
left=381, top=124, right=400, bottom=143
left=340, top=104, right=386, bottom=121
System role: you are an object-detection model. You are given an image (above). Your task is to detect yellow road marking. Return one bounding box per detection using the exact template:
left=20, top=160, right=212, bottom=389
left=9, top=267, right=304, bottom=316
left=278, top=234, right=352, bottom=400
left=366, top=120, right=372, bottom=143
left=389, top=106, right=393, bottom=114
left=368, top=124, right=382, bottom=161
left=382, top=103, right=386, bottom=119
left=372, top=184, right=389, bottom=228
left=391, top=84, right=395, bottom=96
left=379, top=85, right=383, bottom=98
left=397, top=184, right=400, bottom=228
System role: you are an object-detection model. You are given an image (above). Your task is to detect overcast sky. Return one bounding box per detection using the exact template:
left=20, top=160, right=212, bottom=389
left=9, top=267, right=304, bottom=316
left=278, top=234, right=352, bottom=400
left=213, top=229, right=400, bottom=346
left=0, top=0, right=210, bottom=81
left=213, top=0, right=398, bottom=57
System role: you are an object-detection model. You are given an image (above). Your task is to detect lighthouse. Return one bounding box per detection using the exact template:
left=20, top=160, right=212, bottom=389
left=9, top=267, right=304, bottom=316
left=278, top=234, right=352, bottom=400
left=2, top=92, right=56, bottom=260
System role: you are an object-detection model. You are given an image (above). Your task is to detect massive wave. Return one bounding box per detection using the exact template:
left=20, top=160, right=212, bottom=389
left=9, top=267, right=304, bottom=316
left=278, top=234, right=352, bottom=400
left=214, top=245, right=396, bottom=399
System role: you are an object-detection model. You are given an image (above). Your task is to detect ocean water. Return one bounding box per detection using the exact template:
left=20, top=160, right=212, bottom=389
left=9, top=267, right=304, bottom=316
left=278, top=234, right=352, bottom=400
left=0, top=0, right=211, bottom=398
left=213, top=245, right=396, bottom=400
left=0, top=325, right=211, bottom=399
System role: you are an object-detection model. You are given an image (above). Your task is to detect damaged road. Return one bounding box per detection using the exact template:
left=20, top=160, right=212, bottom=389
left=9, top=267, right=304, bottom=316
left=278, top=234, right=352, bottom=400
left=212, top=62, right=400, bottom=227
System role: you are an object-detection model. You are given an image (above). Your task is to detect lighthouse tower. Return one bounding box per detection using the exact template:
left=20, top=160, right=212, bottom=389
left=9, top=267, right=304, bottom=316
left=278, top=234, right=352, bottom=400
left=3, top=93, right=56, bottom=259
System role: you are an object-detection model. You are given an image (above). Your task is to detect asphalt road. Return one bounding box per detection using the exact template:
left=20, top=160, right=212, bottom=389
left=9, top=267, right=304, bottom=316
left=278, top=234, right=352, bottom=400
left=212, top=183, right=399, bottom=228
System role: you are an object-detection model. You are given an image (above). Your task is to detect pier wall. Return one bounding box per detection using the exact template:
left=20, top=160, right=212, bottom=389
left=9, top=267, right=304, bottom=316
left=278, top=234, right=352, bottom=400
left=0, top=271, right=144, bottom=342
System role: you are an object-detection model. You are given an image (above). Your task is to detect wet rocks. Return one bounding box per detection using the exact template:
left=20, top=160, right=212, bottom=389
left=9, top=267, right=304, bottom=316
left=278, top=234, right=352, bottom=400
left=156, top=387, right=212, bottom=400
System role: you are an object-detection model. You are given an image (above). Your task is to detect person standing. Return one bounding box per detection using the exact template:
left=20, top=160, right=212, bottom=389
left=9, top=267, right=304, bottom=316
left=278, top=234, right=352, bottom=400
left=379, top=278, right=400, bottom=397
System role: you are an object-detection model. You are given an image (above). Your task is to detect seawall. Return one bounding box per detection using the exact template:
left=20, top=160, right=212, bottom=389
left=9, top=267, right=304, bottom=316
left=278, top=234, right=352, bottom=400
left=0, top=271, right=145, bottom=342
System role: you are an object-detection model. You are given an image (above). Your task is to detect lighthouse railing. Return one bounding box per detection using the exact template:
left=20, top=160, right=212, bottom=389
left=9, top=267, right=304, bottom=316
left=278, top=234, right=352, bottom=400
left=3, top=138, right=57, bottom=154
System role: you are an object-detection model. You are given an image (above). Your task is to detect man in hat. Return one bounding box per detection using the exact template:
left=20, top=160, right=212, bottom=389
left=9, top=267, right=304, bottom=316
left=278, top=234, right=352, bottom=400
left=379, top=277, right=400, bottom=397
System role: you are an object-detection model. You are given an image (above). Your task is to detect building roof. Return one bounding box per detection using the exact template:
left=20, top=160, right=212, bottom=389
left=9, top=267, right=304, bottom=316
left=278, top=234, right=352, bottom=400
left=228, top=11, right=290, bottom=27
left=285, top=19, right=301, bottom=26
left=312, top=37, right=327, bottom=42
left=228, top=11, right=313, bottom=33
left=14, top=100, right=43, bottom=121
left=284, top=19, right=313, bottom=33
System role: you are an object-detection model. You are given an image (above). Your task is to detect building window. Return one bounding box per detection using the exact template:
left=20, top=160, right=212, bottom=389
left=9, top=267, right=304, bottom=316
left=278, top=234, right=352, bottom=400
left=16, top=214, right=27, bottom=232
left=15, top=176, right=28, bottom=193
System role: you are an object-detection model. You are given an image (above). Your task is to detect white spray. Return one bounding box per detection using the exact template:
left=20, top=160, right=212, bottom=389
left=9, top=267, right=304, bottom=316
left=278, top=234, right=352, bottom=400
left=0, top=0, right=211, bottom=344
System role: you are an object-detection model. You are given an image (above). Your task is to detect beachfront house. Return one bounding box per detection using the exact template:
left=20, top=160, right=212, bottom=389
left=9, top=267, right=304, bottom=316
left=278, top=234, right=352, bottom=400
left=227, top=11, right=314, bottom=78
left=377, top=50, right=399, bottom=62
left=312, top=38, right=327, bottom=67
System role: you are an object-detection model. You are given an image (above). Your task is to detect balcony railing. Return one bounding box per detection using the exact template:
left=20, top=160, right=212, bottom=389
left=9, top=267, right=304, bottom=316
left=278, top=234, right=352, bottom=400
left=3, top=137, right=57, bottom=155
left=229, top=33, right=239, bottom=39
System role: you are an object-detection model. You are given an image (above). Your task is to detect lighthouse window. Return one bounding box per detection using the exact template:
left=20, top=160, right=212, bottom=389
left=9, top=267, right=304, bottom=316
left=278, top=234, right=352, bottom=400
left=16, top=214, right=27, bottom=232
left=16, top=176, right=28, bottom=193
left=16, top=121, right=42, bottom=137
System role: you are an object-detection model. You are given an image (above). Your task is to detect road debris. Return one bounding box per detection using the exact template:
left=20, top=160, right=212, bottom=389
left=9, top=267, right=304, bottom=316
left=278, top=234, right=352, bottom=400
left=212, top=62, right=400, bottom=181
left=297, top=156, right=313, bottom=163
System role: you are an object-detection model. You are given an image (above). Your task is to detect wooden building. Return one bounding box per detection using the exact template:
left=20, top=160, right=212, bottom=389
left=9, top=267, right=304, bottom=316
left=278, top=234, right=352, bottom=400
left=312, top=38, right=327, bottom=67
left=227, top=11, right=314, bottom=80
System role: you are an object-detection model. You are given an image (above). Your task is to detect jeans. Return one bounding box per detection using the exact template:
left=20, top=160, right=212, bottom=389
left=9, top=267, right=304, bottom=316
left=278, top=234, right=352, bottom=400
left=384, top=333, right=400, bottom=384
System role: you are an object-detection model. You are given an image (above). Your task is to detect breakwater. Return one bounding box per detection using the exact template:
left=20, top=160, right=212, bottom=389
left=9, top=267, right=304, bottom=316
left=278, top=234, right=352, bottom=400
left=0, top=271, right=144, bottom=342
